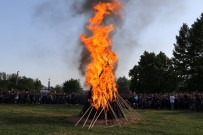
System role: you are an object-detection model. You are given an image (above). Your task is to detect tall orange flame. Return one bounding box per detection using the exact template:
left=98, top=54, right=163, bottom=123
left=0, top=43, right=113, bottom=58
left=80, top=0, right=122, bottom=110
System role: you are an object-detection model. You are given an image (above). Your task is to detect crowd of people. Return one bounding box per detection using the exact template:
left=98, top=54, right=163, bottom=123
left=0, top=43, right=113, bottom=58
left=127, top=92, right=203, bottom=111
left=0, top=89, right=203, bottom=112
left=0, top=89, right=87, bottom=105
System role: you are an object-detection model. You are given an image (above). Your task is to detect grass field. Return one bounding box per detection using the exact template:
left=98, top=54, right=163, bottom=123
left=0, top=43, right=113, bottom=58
left=0, top=104, right=202, bottom=135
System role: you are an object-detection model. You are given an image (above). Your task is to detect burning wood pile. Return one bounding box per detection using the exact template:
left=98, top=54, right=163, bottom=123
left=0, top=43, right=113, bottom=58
left=75, top=0, right=143, bottom=128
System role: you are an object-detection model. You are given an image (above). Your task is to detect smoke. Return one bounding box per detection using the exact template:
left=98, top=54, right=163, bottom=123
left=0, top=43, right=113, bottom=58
left=34, top=0, right=185, bottom=79
left=34, top=0, right=84, bottom=70
left=77, top=0, right=113, bottom=12
left=77, top=0, right=184, bottom=76
left=113, top=0, right=185, bottom=75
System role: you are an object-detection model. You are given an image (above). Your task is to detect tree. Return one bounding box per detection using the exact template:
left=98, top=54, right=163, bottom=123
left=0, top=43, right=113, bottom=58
left=63, top=78, right=83, bottom=94
left=172, top=23, right=190, bottom=89
left=0, top=72, right=8, bottom=88
left=17, top=76, right=34, bottom=90
left=6, top=73, right=18, bottom=89
left=129, top=51, right=176, bottom=93
left=173, top=13, right=203, bottom=91
left=54, top=85, right=63, bottom=93
left=129, top=65, right=140, bottom=92
left=116, top=76, right=130, bottom=94
left=138, top=51, right=160, bottom=93
left=187, top=13, right=203, bottom=91
left=33, top=79, right=43, bottom=91
left=129, top=51, right=159, bottom=93
left=157, top=52, right=177, bottom=92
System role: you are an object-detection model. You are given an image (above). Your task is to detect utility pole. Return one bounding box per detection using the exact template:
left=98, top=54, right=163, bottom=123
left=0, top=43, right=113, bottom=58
left=16, top=71, right=19, bottom=86
left=48, top=78, right=50, bottom=90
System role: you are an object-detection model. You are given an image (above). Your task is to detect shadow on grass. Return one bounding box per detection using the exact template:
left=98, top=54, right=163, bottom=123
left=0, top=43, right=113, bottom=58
left=161, top=110, right=203, bottom=119
left=162, top=110, right=190, bottom=114
left=1, top=114, right=75, bottom=126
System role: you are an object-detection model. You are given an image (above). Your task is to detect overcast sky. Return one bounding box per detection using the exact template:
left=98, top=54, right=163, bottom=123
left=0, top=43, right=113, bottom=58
left=0, top=0, right=203, bottom=87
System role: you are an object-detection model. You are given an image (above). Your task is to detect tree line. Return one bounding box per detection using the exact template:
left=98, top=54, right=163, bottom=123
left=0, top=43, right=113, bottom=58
left=0, top=71, right=83, bottom=94
left=128, top=13, right=203, bottom=93
left=0, top=72, right=42, bottom=91
left=0, top=71, right=84, bottom=94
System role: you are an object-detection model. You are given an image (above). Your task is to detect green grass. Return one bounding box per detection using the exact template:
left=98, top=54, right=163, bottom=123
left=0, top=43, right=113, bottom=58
left=0, top=104, right=202, bottom=135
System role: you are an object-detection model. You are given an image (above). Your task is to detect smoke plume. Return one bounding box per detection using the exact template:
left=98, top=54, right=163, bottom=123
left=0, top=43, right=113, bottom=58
left=34, top=0, right=185, bottom=79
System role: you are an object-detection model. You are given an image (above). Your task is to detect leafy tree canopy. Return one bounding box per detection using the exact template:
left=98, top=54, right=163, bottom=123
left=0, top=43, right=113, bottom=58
left=129, top=51, right=176, bottom=93
left=116, top=76, right=131, bottom=94
left=62, top=78, right=83, bottom=94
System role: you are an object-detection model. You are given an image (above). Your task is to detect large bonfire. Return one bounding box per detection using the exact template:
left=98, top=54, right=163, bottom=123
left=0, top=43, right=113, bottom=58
left=80, top=0, right=121, bottom=111
left=75, top=0, right=143, bottom=128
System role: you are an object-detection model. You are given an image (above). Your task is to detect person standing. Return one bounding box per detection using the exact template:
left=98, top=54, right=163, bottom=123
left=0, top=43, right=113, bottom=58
left=170, top=94, right=175, bottom=110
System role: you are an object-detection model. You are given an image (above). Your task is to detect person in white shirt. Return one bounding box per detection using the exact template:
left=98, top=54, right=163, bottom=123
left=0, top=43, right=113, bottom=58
left=169, top=95, right=175, bottom=110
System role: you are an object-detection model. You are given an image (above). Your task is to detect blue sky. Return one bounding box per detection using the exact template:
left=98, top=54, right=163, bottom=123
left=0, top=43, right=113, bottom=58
left=0, top=0, right=203, bottom=87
